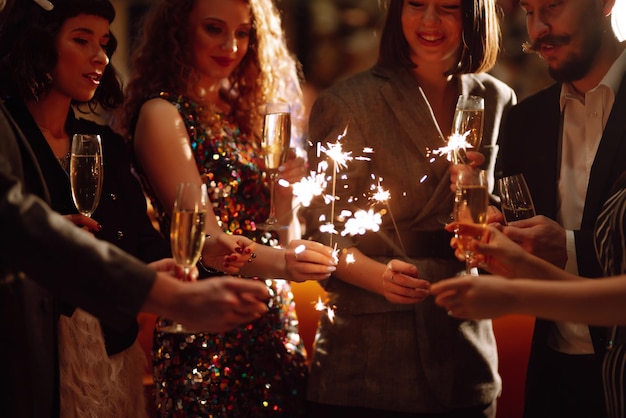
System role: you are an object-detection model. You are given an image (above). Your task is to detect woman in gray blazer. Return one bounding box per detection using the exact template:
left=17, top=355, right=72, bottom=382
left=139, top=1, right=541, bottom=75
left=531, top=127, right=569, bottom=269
left=301, top=0, right=516, bottom=416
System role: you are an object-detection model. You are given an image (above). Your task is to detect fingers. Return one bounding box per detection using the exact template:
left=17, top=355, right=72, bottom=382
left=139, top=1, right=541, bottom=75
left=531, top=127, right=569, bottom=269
left=465, top=150, right=485, bottom=167
left=286, top=241, right=338, bottom=282
left=65, top=213, right=101, bottom=233
left=278, top=156, right=307, bottom=184
left=225, top=277, right=271, bottom=302
left=382, top=264, right=430, bottom=304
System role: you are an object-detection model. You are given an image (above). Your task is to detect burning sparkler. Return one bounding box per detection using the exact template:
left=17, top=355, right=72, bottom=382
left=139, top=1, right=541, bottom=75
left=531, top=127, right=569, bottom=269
left=369, top=180, right=407, bottom=257
left=429, top=131, right=472, bottom=164
left=316, top=127, right=353, bottom=246
left=315, top=296, right=336, bottom=323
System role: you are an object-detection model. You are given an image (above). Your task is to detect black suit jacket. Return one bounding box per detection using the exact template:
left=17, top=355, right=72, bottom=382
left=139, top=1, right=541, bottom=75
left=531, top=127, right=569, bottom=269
left=5, top=98, right=170, bottom=355
left=0, top=101, right=156, bottom=418
left=496, top=72, right=626, bottom=415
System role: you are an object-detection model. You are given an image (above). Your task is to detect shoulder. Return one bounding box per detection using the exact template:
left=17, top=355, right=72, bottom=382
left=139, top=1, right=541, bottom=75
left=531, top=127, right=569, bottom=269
left=318, top=68, right=381, bottom=98
left=138, top=96, right=183, bottom=118
left=73, top=116, right=124, bottom=149
left=465, top=73, right=516, bottom=101
left=513, top=83, right=561, bottom=110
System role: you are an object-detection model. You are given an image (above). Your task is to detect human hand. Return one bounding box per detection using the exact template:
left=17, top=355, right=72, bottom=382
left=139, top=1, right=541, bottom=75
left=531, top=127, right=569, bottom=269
left=501, top=215, right=567, bottom=268
left=163, top=276, right=271, bottom=333
left=277, top=148, right=307, bottom=186
left=445, top=223, right=527, bottom=277
left=149, top=257, right=199, bottom=281
left=487, top=205, right=505, bottom=225
left=449, top=153, right=485, bottom=193
left=283, top=239, right=337, bottom=282
left=430, top=274, right=516, bottom=319
left=63, top=213, right=101, bottom=234
left=201, top=233, right=257, bottom=274
left=381, top=259, right=430, bottom=304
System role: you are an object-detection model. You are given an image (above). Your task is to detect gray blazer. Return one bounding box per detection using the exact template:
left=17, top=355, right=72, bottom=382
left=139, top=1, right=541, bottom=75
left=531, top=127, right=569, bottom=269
left=301, top=65, right=516, bottom=413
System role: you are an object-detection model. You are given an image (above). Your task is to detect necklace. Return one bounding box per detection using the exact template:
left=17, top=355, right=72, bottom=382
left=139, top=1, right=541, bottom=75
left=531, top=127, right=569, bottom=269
left=57, top=151, right=71, bottom=171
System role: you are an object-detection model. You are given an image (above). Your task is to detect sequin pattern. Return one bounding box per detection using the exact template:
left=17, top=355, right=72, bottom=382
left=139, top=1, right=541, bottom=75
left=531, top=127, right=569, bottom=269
left=138, top=92, right=307, bottom=417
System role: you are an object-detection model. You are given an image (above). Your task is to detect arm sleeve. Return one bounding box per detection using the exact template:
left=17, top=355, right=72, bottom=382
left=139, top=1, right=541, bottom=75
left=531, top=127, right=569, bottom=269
left=0, top=154, right=156, bottom=330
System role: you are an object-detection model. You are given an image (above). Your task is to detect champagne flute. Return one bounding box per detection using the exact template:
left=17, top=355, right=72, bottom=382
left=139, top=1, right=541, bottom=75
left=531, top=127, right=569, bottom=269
left=70, top=134, right=103, bottom=217
left=497, top=173, right=536, bottom=224
left=453, top=169, right=489, bottom=275
left=450, top=95, right=484, bottom=164
left=160, top=182, right=208, bottom=333
left=257, top=102, right=291, bottom=231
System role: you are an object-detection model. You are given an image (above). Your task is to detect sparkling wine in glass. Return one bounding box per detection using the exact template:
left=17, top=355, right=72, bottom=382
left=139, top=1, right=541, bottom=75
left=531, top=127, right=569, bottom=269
left=257, top=102, right=291, bottom=231
left=70, top=134, right=103, bottom=217
left=160, top=182, right=208, bottom=333
left=497, top=173, right=536, bottom=224
left=453, top=169, right=489, bottom=275
left=450, top=95, right=484, bottom=164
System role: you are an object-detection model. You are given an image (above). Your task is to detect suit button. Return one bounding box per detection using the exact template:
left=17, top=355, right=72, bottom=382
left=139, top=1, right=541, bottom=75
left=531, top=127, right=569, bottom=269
left=117, top=230, right=124, bottom=240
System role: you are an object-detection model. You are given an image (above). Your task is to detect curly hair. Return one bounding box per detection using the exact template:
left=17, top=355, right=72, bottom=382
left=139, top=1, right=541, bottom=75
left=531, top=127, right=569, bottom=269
left=378, top=0, right=502, bottom=75
left=118, top=0, right=305, bottom=143
left=0, top=0, right=123, bottom=111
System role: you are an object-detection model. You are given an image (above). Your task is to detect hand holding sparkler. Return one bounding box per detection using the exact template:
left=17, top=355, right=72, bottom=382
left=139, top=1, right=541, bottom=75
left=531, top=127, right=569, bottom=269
left=382, top=260, right=431, bottom=304
left=283, top=240, right=338, bottom=282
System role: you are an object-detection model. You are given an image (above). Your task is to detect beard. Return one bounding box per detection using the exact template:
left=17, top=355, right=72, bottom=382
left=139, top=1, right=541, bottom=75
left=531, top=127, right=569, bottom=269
left=522, top=26, right=603, bottom=82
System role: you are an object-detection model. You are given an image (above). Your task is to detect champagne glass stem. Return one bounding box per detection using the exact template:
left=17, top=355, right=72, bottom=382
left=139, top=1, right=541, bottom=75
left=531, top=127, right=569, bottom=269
left=465, top=253, right=472, bottom=275
left=182, top=266, right=192, bottom=282
left=268, top=172, right=278, bottom=222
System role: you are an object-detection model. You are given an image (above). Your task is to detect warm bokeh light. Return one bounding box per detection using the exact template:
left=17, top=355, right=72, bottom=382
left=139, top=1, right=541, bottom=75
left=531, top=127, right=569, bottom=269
left=613, top=0, right=625, bottom=41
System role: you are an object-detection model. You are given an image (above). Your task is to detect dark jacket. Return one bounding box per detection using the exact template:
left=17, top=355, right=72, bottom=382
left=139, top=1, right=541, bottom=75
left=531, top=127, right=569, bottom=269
left=5, top=98, right=170, bottom=354
left=0, top=100, right=156, bottom=418
left=495, top=72, right=626, bottom=416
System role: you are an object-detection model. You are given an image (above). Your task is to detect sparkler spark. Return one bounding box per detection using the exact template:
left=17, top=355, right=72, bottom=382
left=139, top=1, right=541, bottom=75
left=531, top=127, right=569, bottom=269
left=368, top=181, right=407, bottom=257
left=340, top=209, right=383, bottom=236
left=314, top=296, right=335, bottom=323
left=315, top=128, right=353, bottom=246
left=291, top=171, right=329, bottom=208
left=430, top=132, right=472, bottom=164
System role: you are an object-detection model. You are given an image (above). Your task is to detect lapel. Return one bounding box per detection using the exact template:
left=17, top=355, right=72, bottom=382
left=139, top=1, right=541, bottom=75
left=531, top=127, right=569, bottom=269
left=375, top=68, right=486, bottom=160
left=377, top=66, right=448, bottom=153
left=582, top=72, right=626, bottom=228
left=1, top=100, right=51, bottom=203
left=5, top=98, right=75, bottom=214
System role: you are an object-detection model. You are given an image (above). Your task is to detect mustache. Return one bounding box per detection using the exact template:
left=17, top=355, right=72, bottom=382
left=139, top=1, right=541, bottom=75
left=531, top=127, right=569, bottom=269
left=522, top=34, right=571, bottom=54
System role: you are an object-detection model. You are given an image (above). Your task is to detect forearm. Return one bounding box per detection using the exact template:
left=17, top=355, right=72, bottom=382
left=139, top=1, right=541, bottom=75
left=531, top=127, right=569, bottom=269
left=515, top=250, right=583, bottom=282
left=238, top=244, right=287, bottom=279
left=332, top=247, right=387, bottom=295
left=510, top=276, right=626, bottom=325
left=141, top=273, right=183, bottom=317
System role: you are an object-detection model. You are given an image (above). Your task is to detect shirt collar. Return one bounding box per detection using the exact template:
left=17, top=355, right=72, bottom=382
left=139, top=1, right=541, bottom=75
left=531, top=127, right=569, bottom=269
left=560, top=43, right=626, bottom=110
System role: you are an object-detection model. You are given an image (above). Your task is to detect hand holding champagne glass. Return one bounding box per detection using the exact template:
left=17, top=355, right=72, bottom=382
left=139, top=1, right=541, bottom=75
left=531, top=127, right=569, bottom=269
left=258, top=102, right=291, bottom=231
left=497, top=174, right=536, bottom=224
left=70, top=134, right=103, bottom=217
left=453, top=169, right=488, bottom=275
left=161, top=182, right=208, bottom=333
left=450, top=95, right=484, bottom=164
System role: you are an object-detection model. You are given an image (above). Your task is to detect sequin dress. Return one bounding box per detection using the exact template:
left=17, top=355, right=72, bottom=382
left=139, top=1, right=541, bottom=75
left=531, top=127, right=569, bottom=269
left=134, top=92, right=308, bottom=417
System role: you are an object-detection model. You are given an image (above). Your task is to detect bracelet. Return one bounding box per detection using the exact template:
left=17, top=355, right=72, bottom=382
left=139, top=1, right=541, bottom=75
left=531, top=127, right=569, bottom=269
left=198, top=256, right=221, bottom=274
left=198, top=234, right=221, bottom=274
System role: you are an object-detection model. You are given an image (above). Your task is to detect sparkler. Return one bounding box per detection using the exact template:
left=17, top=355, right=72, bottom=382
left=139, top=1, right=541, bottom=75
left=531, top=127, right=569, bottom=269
left=429, top=131, right=472, bottom=164
left=314, top=296, right=335, bottom=323
left=369, top=180, right=407, bottom=257
left=316, top=127, right=353, bottom=246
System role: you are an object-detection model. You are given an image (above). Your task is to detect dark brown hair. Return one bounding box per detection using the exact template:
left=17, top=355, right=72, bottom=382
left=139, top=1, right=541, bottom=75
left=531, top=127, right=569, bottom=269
left=0, top=0, right=123, bottom=110
left=377, top=0, right=502, bottom=74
